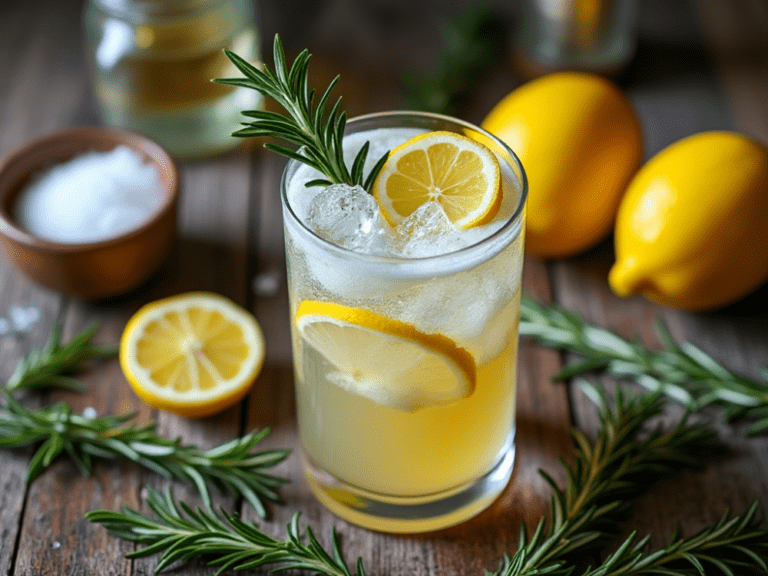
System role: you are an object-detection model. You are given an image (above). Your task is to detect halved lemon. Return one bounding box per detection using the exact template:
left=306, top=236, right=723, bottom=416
left=296, top=301, right=475, bottom=412
left=120, top=292, right=265, bottom=418
left=372, top=131, right=502, bottom=229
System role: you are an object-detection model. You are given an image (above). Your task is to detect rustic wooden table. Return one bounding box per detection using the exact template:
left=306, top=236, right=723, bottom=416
left=1, top=0, right=768, bottom=574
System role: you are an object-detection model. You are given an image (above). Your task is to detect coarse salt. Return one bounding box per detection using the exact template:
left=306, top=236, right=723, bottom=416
left=14, top=145, right=164, bottom=243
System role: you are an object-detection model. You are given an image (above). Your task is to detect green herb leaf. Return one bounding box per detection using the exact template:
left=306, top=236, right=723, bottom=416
left=88, top=383, right=768, bottom=576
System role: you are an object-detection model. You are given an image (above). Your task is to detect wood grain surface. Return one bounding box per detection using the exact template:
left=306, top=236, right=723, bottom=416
left=1, top=0, right=767, bottom=574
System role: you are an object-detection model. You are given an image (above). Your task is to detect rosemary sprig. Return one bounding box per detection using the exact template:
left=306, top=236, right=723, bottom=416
left=581, top=501, right=768, bottom=575
left=520, top=294, right=768, bottom=435
left=498, top=501, right=768, bottom=576
left=490, top=382, right=725, bottom=576
left=0, top=395, right=289, bottom=517
left=86, top=487, right=364, bottom=576
left=214, top=35, right=389, bottom=192
left=5, top=322, right=118, bottom=393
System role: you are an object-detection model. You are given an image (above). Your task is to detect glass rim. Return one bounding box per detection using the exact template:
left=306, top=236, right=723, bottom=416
left=280, top=110, right=528, bottom=272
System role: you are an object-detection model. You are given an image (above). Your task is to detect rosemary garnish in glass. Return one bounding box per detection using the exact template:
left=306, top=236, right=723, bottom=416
left=214, top=35, right=388, bottom=192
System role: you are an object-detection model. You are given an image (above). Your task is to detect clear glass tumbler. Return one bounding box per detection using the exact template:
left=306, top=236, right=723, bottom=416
left=281, top=111, right=527, bottom=533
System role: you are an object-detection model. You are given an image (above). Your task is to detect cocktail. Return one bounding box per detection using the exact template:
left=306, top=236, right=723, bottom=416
left=219, top=39, right=527, bottom=533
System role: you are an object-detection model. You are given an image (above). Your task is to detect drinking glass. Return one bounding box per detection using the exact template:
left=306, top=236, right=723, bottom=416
left=281, top=111, right=527, bottom=533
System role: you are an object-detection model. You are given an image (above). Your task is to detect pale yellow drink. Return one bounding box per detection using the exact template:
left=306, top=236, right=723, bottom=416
left=281, top=112, right=527, bottom=533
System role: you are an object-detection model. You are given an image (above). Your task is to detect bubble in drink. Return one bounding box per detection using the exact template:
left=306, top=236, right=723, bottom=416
left=395, top=201, right=460, bottom=257
left=306, top=184, right=393, bottom=254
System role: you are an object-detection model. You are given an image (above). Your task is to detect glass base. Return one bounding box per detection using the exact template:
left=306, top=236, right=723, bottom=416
left=301, top=435, right=515, bottom=534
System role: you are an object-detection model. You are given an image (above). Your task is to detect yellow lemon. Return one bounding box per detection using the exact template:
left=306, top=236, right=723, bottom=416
left=296, top=301, right=475, bottom=412
left=482, top=72, right=642, bottom=258
left=120, top=292, right=265, bottom=418
left=609, top=131, right=768, bottom=310
left=372, top=131, right=501, bottom=229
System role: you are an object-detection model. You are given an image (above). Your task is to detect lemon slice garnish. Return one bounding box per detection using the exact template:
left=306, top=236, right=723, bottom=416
left=120, top=292, right=265, bottom=418
left=296, top=301, right=475, bottom=412
left=372, top=131, right=502, bottom=229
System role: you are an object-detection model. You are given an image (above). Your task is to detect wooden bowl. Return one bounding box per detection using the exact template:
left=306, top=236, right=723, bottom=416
left=0, top=127, right=179, bottom=300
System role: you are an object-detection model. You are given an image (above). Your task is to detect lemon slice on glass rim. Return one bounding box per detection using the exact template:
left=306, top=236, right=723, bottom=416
left=372, top=130, right=502, bottom=229
left=296, top=300, right=476, bottom=412
left=120, top=292, right=265, bottom=418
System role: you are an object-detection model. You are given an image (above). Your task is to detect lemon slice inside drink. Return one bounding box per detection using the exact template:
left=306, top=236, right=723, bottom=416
left=372, top=131, right=502, bottom=229
left=120, top=292, right=265, bottom=418
left=296, top=301, right=476, bottom=412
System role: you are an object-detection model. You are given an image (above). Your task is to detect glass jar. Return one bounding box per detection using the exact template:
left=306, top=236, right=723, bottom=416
left=514, top=0, right=637, bottom=78
left=84, top=0, right=262, bottom=159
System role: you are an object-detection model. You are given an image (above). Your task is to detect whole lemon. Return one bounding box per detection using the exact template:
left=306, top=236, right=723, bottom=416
left=481, top=72, right=642, bottom=258
left=609, top=131, right=768, bottom=310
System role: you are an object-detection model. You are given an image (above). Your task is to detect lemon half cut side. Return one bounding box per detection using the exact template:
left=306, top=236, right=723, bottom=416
left=372, top=131, right=502, bottom=229
left=296, top=301, right=476, bottom=412
left=120, top=292, right=265, bottom=418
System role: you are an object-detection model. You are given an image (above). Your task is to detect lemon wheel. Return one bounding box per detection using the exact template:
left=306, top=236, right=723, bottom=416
left=120, top=292, right=265, bottom=418
left=372, top=131, right=502, bottom=229
left=296, top=301, right=476, bottom=412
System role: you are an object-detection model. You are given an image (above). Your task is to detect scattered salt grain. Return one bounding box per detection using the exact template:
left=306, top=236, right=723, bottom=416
left=8, top=305, right=40, bottom=332
left=14, top=145, right=164, bottom=243
left=0, top=305, right=41, bottom=335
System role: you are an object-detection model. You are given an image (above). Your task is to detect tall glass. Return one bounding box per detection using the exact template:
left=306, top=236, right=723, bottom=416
left=281, top=111, right=527, bottom=533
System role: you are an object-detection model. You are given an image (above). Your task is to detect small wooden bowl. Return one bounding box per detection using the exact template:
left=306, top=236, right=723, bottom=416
left=0, top=127, right=179, bottom=300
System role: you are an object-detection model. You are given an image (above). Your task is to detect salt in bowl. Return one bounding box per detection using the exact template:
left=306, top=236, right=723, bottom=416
left=0, top=127, right=179, bottom=299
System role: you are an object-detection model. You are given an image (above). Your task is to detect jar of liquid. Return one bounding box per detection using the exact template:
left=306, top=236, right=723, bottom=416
left=513, top=0, right=637, bottom=78
left=84, top=0, right=262, bottom=159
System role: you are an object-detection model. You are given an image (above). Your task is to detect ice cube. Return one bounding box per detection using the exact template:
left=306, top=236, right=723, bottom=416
left=395, top=202, right=460, bottom=257
left=306, top=184, right=393, bottom=254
